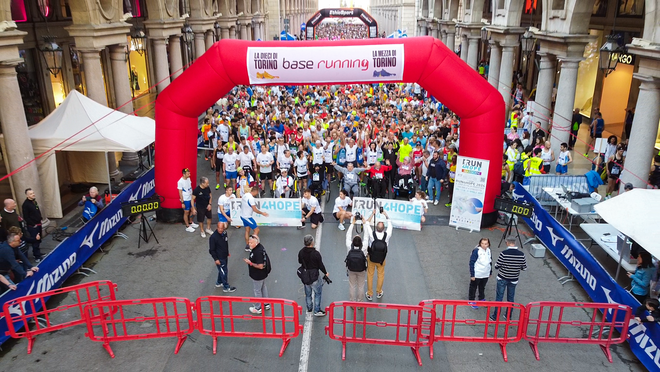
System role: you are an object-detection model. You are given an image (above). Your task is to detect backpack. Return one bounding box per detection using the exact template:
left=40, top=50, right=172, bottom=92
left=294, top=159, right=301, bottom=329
left=513, top=161, right=525, bottom=177
left=345, top=248, right=367, bottom=272
left=368, top=231, right=388, bottom=264
left=262, top=249, right=272, bottom=275
left=83, top=200, right=98, bottom=221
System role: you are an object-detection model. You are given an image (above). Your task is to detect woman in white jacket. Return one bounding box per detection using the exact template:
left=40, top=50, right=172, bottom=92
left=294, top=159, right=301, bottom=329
left=468, top=238, right=492, bottom=309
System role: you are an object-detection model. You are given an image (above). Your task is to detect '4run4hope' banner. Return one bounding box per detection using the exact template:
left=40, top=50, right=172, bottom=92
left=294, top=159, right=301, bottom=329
left=352, top=197, right=423, bottom=231
left=449, top=156, right=489, bottom=232
left=229, top=198, right=303, bottom=227
left=513, top=184, right=660, bottom=371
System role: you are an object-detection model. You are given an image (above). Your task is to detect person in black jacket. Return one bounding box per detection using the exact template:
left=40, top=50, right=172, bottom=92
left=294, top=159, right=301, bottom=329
left=0, top=233, right=38, bottom=284
left=426, top=151, right=447, bottom=206
left=298, top=234, right=329, bottom=316
left=635, top=298, right=660, bottom=324
left=22, top=188, right=43, bottom=262
left=209, top=222, right=235, bottom=293
left=243, top=235, right=270, bottom=314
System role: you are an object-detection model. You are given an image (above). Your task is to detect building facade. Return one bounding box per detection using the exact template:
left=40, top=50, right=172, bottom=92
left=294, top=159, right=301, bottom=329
left=409, top=0, right=659, bottom=190
left=370, top=0, right=417, bottom=37
left=0, top=0, right=317, bottom=216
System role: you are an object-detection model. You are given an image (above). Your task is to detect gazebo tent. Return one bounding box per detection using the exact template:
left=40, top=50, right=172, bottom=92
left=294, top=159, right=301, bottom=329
left=28, top=90, right=155, bottom=218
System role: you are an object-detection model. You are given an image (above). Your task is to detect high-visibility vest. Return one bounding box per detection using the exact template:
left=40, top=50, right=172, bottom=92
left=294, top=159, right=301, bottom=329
left=510, top=112, right=518, bottom=128
left=524, top=157, right=543, bottom=177
left=505, top=147, right=519, bottom=170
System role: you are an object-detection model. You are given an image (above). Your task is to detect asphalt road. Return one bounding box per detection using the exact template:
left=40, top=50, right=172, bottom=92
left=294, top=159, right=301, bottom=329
left=0, top=159, right=645, bottom=372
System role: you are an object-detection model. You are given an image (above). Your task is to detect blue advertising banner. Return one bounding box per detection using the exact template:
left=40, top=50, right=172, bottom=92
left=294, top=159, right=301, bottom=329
left=229, top=198, right=303, bottom=227
left=0, top=168, right=156, bottom=346
left=513, top=184, right=660, bottom=370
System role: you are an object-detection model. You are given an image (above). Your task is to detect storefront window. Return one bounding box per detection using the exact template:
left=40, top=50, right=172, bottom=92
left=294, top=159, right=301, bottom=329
left=127, top=36, right=150, bottom=97
left=574, top=29, right=601, bottom=117
left=16, top=50, right=46, bottom=125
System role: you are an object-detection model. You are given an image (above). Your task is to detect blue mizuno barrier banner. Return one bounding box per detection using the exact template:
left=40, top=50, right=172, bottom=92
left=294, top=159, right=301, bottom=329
left=513, top=183, right=660, bottom=370
left=352, top=197, right=422, bottom=231
left=229, top=198, right=303, bottom=227
left=0, top=168, right=155, bottom=346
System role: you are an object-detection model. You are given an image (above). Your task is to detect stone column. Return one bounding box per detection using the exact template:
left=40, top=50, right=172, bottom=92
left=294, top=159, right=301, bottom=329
left=467, top=36, right=479, bottom=70
left=194, top=32, right=206, bottom=59
left=149, top=39, right=170, bottom=93
left=534, top=53, right=557, bottom=132
left=109, top=45, right=139, bottom=166
left=460, top=33, right=468, bottom=62
left=441, top=31, right=447, bottom=45
left=446, top=30, right=456, bottom=52
left=239, top=24, right=248, bottom=40
left=221, top=26, right=230, bottom=40
left=431, top=27, right=439, bottom=39
left=80, top=49, right=121, bottom=179
left=620, top=78, right=660, bottom=189
left=550, top=58, right=581, bottom=160
left=498, top=43, right=516, bottom=109
left=0, top=62, right=43, bottom=209
left=230, top=26, right=237, bottom=39
left=169, top=34, right=183, bottom=79
left=487, top=40, right=501, bottom=89
left=205, top=30, right=214, bottom=50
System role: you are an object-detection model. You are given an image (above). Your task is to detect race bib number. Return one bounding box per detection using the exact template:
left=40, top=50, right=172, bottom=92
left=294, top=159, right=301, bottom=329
left=612, top=167, right=620, bottom=175
left=375, top=173, right=383, bottom=180
left=313, top=173, right=320, bottom=181
left=346, top=173, right=356, bottom=182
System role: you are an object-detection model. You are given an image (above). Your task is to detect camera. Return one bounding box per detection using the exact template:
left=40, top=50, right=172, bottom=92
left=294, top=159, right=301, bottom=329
left=323, top=274, right=332, bottom=285
left=354, top=212, right=362, bottom=220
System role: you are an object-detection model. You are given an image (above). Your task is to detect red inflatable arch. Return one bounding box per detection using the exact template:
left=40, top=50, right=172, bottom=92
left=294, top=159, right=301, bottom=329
left=155, top=37, right=505, bottom=224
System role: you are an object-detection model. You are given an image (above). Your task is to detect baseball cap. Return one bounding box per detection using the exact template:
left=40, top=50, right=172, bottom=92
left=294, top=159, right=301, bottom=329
left=416, top=141, right=422, bottom=146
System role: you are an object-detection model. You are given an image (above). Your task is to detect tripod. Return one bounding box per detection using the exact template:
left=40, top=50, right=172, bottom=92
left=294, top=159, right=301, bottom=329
left=497, top=213, right=524, bottom=249
left=138, top=213, right=159, bottom=248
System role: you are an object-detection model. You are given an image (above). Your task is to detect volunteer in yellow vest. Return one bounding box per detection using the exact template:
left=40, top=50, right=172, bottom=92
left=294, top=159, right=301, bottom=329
left=509, top=107, right=520, bottom=129
left=505, top=141, right=521, bottom=171
left=524, top=148, right=543, bottom=177
left=398, top=137, right=413, bottom=162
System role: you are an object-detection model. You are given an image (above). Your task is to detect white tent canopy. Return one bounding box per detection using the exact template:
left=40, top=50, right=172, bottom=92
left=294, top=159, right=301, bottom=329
left=28, top=90, right=155, bottom=218
left=594, top=189, right=660, bottom=258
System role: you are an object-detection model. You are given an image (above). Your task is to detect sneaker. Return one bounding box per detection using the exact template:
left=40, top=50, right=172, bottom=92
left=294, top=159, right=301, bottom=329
left=215, top=283, right=223, bottom=288
left=201, top=231, right=207, bottom=238
left=376, top=291, right=383, bottom=299
left=264, top=304, right=271, bottom=311
left=185, top=226, right=195, bottom=232
left=338, top=223, right=345, bottom=231
left=468, top=302, right=478, bottom=309
left=445, top=203, right=452, bottom=207
left=297, top=225, right=305, bottom=230
left=433, top=200, right=439, bottom=206
left=205, top=229, right=213, bottom=235
left=223, top=286, right=237, bottom=293
left=489, top=314, right=497, bottom=322
left=215, top=184, right=220, bottom=189
left=307, top=307, right=313, bottom=312
left=365, top=293, right=373, bottom=301
left=223, top=183, right=227, bottom=188
left=249, top=306, right=262, bottom=314
left=425, top=195, right=429, bottom=200
left=190, top=222, right=199, bottom=228
left=34, top=258, right=42, bottom=263
left=314, top=310, right=326, bottom=317
left=245, top=244, right=251, bottom=252
left=205, top=157, right=208, bottom=161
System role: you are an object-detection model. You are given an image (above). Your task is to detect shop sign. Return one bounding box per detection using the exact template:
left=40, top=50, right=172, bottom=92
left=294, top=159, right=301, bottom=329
left=611, top=52, right=635, bottom=65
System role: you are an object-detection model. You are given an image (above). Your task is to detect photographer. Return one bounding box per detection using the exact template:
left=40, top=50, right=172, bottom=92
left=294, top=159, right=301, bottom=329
left=345, top=215, right=369, bottom=304
left=364, top=210, right=392, bottom=301
left=298, top=234, right=329, bottom=316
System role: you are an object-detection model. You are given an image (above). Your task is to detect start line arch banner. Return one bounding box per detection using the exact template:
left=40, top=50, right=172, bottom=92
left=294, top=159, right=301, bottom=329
left=155, top=38, right=505, bottom=225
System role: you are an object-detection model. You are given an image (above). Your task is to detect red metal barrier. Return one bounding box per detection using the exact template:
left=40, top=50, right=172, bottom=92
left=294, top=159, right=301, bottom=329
left=418, top=299, right=525, bottom=362
left=324, top=301, right=434, bottom=365
left=196, top=296, right=303, bottom=356
left=2, top=280, right=117, bottom=354
left=523, top=301, right=632, bottom=363
left=83, top=297, right=194, bottom=358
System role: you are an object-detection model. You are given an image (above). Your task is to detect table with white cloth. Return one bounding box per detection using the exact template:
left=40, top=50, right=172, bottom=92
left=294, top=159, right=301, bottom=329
left=580, top=223, right=637, bottom=280
left=542, top=187, right=601, bottom=229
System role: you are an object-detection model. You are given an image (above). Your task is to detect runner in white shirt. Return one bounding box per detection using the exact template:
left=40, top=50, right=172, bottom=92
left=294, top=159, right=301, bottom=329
left=223, top=146, right=239, bottom=190
left=177, top=168, right=199, bottom=232
left=217, top=122, right=230, bottom=143
left=298, top=189, right=324, bottom=230
left=256, top=146, right=275, bottom=196
left=240, top=186, right=269, bottom=251
left=332, top=189, right=352, bottom=230
left=238, top=145, right=256, bottom=177
left=217, top=186, right=235, bottom=227
left=411, top=190, right=429, bottom=225
left=274, top=169, right=294, bottom=198
left=345, top=139, right=358, bottom=165
left=278, top=149, right=294, bottom=174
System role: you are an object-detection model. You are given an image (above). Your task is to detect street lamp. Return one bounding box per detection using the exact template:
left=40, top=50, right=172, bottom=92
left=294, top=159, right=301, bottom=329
left=183, top=24, right=194, bottom=44
left=599, top=34, right=624, bottom=77
left=214, top=21, right=221, bottom=41
left=38, top=36, right=63, bottom=77
left=480, top=26, right=488, bottom=41
left=520, top=30, right=535, bottom=56
left=130, top=27, right=147, bottom=56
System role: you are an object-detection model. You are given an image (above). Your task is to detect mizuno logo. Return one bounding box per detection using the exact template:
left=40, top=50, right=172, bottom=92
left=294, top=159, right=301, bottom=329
left=81, top=223, right=99, bottom=249
left=546, top=227, right=564, bottom=247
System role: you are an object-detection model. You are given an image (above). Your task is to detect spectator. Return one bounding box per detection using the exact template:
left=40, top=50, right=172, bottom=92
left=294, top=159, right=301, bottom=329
left=345, top=216, right=368, bottom=304
left=0, top=232, right=38, bottom=284
left=587, top=112, right=605, bottom=156
left=635, top=298, right=660, bottom=323
left=570, top=108, right=581, bottom=149
left=298, top=234, right=329, bottom=316
left=490, top=238, right=527, bottom=321
left=650, top=155, right=660, bottom=189
left=628, top=252, right=655, bottom=304
left=606, top=145, right=625, bottom=198
left=21, top=188, right=43, bottom=262
left=243, top=235, right=271, bottom=314
left=364, top=211, right=392, bottom=301
left=426, top=151, right=447, bottom=206
left=468, top=238, right=492, bottom=309
left=192, top=177, right=214, bottom=238
left=209, top=222, right=236, bottom=292
left=0, top=199, right=20, bottom=233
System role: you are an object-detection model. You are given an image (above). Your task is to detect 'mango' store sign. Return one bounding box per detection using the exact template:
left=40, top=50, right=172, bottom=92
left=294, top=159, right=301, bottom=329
left=247, top=45, right=404, bottom=84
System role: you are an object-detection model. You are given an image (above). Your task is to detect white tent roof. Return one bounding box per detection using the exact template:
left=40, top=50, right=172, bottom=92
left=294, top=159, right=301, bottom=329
left=594, top=189, right=660, bottom=258
left=29, top=90, right=155, bottom=153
